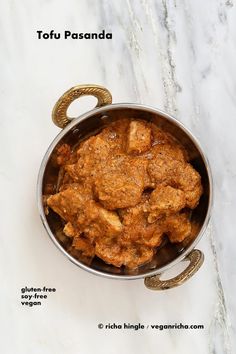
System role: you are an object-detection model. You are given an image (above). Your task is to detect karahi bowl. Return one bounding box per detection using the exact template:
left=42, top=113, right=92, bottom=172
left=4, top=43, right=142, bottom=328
left=37, top=84, right=213, bottom=290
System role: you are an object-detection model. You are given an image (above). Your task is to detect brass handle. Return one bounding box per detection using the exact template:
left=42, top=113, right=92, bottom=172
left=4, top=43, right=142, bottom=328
left=52, top=84, right=112, bottom=128
left=144, top=249, right=204, bottom=291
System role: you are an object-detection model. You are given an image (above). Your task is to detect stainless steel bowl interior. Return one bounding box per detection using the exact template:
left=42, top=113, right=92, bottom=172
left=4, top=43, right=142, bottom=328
left=38, top=104, right=212, bottom=279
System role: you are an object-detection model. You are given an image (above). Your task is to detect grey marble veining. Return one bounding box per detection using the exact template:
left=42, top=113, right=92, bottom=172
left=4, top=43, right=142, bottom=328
left=0, top=1, right=235, bottom=353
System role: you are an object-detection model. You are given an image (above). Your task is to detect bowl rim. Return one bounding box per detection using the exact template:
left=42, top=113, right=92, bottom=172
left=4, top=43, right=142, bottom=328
left=37, top=102, right=213, bottom=280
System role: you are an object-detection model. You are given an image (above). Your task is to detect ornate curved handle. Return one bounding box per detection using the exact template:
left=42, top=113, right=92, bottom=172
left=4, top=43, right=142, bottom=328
left=144, top=249, right=204, bottom=291
left=52, top=84, right=112, bottom=128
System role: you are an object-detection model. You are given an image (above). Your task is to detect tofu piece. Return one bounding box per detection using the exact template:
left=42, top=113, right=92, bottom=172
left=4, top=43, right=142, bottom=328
left=63, top=222, right=78, bottom=238
left=94, top=155, right=145, bottom=210
left=127, top=120, right=151, bottom=154
left=72, top=236, right=95, bottom=257
left=47, top=185, right=85, bottom=222
left=176, top=163, right=203, bottom=209
left=165, top=213, right=191, bottom=243
left=97, top=207, right=123, bottom=233
left=95, top=241, right=154, bottom=269
left=80, top=201, right=123, bottom=240
left=148, top=185, right=186, bottom=223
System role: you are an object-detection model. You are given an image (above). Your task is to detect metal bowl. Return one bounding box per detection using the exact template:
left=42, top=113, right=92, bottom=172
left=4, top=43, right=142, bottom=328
left=37, top=84, right=213, bottom=290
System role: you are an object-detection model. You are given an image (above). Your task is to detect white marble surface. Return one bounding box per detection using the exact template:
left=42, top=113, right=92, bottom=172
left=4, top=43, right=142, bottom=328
left=1, top=0, right=235, bottom=353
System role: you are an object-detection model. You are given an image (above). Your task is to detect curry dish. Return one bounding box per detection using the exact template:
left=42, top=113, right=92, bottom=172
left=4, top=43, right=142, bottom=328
left=45, top=119, right=203, bottom=269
